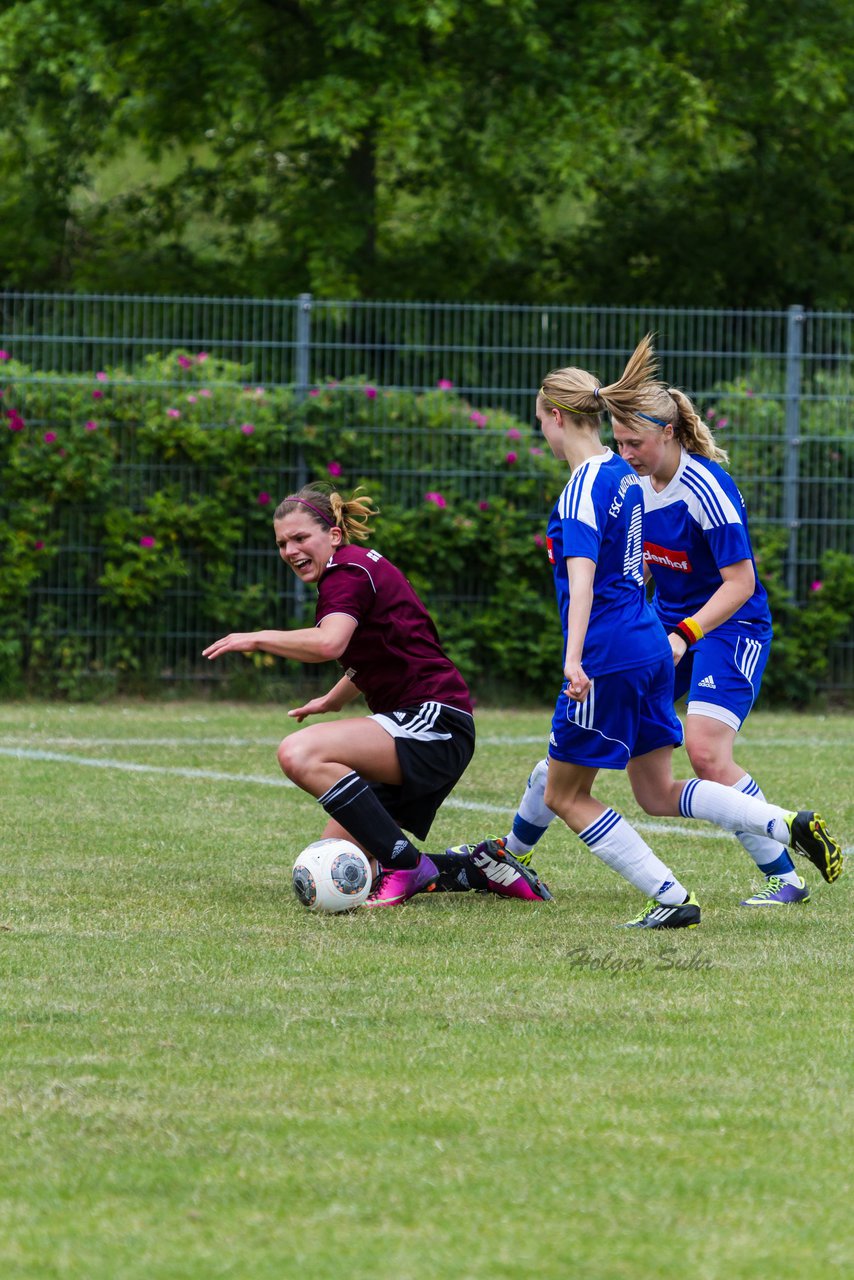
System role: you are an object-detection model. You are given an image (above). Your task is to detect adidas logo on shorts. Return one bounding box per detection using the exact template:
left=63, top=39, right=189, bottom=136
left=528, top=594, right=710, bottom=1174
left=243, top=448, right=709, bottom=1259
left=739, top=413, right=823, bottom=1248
left=698, top=675, right=717, bottom=689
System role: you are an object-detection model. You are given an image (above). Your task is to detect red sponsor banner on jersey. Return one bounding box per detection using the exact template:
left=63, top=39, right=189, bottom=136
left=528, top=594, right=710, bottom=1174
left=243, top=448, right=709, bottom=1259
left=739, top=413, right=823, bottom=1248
left=644, top=541, right=692, bottom=573
left=546, top=535, right=555, bottom=565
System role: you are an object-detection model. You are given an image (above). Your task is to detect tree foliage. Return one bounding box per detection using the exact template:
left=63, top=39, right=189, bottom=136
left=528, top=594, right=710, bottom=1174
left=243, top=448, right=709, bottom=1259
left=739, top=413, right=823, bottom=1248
left=1, top=0, right=852, bottom=305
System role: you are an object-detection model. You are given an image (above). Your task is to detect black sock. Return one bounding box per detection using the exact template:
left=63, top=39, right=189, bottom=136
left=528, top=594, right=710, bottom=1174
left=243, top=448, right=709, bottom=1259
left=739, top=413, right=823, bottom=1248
left=318, top=772, right=420, bottom=869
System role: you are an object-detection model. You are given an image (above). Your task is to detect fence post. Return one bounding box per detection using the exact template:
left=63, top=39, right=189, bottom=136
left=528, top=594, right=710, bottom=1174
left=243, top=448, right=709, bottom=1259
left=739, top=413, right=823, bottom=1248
left=783, top=304, right=804, bottom=599
left=292, top=293, right=313, bottom=609
left=295, top=293, right=313, bottom=397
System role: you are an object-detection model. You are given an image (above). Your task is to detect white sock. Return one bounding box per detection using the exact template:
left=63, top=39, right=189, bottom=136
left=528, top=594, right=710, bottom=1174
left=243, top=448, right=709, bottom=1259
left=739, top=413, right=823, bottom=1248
left=731, top=775, right=799, bottom=883
left=579, top=808, right=688, bottom=903
left=504, top=758, right=556, bottom=857
left=679, top=778, right=791, bottom=845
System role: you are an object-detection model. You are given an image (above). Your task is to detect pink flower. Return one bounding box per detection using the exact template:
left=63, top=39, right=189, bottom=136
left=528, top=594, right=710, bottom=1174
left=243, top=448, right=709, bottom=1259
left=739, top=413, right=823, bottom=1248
left=745, top=389, right=755, bottom=398
left=197, top=352, right=209, bottom=363
left=705, top=408, right=715, bottom=420
left=187, top=394, right=197, bottom=403
left=177, top=355, right=193, bottom=369
left=95, top=371, right=108, bottom=382
left=84, top=420, right=98, bottom=431
left=240, top=423, right=255, bottom=435
left=6, top=410, right=25, bottom=431
left=505, top=451, right=518, bottom=465
left=199, top=388, right=212, bottom=398
left=308, top=388, right=320, bottom=397
left=257, top=492, right=271, bottom=506
left=534, top=534, right=545, bottom=548
left=34, top=540, right=45, bottom=550
left=327, top=461, right=342, bottom=477
left=326, top=378, right=339, bottom=388
left=529, top=446, right=544, bottom=456
left=478, top=501, right=490, bottom=511
left=0, top=350, right=10, bottom=361
left=255, top=387, right=265, bottom=396
left=364, top=385, right=377, bottom=399
left=437, top=379, right=454, bottom=390
left=166, top=408, right=181, bottom=419
left=810, top=580, right=823, bottom=593
left=424, top=491, right=447, bottom=508
left=43, top=431, right=57, bottom=444
left=506, top=427, right=522, bottom=441
left=717, top=417, right=729, bottom=428
left=139, top=536, right=156, bottom=548
left=470, top=411, right=488, bottom=428
left=92, top=390, right=104, bottom=400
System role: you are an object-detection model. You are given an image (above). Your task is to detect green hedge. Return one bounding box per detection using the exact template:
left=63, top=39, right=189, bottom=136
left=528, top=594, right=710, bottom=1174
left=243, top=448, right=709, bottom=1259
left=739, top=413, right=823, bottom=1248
left=0, top=353, right=565, bottom=700
left=1, top=352, right=852, bottom=705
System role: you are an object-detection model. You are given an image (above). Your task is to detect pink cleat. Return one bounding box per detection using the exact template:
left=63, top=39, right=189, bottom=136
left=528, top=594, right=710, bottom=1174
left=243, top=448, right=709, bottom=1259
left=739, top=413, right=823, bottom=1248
left=362, top=854, right=440, bottom=908
left=467, top=838, right=553, bottom=901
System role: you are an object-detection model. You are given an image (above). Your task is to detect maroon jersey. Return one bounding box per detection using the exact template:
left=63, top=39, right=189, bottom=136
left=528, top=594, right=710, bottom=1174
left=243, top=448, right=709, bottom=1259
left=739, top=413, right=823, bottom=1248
left=315, top=546, right=473, bottom=714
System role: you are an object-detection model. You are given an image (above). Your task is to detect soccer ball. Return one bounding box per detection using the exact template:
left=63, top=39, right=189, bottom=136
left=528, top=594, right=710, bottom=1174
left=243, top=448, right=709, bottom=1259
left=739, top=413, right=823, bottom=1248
left=292, top=838, right=373, bottom=912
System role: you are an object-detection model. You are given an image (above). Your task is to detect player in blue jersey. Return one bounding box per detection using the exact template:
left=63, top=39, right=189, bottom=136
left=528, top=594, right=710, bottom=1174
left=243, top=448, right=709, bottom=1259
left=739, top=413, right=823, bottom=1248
left=453, top=339, right=704, bottom=928
left=447, top=338, right=843, bottom=922
left=609, top=359, right=830, bottom=905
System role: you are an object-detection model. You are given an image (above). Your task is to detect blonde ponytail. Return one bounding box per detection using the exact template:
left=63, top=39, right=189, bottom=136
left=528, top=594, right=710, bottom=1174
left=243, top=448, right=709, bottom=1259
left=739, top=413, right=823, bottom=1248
left=666, top=388, right=729, bottom=465
left=275, top=482, right=379, bottom=543
left=539, top=334, right=660, bottom=424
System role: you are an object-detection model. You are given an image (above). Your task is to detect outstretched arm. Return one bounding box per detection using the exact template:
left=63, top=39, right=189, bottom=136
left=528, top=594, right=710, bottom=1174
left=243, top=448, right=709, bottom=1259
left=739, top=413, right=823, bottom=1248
left=202, top=612, right=358, bottom=665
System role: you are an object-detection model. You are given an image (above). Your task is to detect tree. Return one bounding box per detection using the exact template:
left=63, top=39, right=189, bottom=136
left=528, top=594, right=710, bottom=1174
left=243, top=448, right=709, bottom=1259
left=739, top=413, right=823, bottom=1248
left=0, top=0, right=852, bottom=306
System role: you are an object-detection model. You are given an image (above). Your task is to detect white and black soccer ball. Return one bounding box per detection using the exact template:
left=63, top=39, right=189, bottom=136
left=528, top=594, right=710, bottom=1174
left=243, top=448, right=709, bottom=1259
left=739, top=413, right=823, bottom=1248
left=292, top=838, right=373, bottom=912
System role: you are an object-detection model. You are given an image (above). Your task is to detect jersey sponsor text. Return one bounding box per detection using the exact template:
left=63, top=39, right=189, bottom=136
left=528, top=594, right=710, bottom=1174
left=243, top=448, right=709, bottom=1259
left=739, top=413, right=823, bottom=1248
left=644, top=541, right=692, bottom=573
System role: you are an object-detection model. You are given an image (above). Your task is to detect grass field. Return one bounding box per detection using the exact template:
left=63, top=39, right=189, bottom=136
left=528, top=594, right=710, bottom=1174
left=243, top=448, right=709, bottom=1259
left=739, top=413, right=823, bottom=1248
left=1, top=701, right=852, bottom=1280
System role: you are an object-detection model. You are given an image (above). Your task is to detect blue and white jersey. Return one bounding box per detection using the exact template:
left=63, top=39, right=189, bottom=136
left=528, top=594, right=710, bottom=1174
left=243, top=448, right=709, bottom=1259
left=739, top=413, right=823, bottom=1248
left=546, top=449, right=671, bottom=675
left=639, top=449, right=771, bottom=631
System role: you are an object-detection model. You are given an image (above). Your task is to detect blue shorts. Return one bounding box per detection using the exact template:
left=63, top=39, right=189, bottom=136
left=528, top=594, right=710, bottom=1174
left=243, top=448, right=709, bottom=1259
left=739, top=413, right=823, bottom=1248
left=548, top=655, right=683, bottom=770
left=673, top=621, right=772, bottom=732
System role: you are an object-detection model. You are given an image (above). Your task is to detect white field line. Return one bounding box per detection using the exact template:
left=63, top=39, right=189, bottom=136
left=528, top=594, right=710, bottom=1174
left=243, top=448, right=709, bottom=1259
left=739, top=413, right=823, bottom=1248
left=0, top=744, right=745, bottom=840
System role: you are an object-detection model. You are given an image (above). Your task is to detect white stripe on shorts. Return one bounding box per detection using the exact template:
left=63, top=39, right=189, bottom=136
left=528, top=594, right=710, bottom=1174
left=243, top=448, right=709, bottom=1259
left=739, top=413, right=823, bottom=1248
left=372, top=700, right=453, bottom=742
left=570, top=678, right=595, bottom=729
left=737, top=636, right=763, bottom=684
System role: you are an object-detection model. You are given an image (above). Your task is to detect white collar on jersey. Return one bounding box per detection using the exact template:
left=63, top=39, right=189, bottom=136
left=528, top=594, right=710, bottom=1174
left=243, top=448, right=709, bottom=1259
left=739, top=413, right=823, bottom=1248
left=570, top=446, right=613, bottom=475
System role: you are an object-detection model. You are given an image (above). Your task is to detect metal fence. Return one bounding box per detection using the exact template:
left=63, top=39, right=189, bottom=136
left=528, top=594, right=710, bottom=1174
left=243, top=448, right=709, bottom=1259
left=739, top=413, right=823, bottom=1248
left=2, top=292, right=853, bottom=691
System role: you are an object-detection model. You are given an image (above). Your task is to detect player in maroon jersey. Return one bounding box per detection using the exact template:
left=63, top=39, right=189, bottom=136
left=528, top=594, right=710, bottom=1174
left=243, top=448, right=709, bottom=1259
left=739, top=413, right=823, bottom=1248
left=203, top=482, right=551, bottom=906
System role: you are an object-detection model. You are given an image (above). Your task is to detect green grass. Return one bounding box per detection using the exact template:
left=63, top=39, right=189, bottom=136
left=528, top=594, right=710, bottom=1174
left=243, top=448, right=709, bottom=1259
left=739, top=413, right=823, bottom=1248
left=1, top=702, right=852, bottom=1279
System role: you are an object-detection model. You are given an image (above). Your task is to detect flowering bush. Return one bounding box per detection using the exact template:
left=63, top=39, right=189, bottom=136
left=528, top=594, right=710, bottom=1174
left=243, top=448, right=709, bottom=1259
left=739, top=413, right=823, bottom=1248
left=750, top=531, right=854, bottom=707
left=0, top=354, right=564, bottom=697
left=1, top=350, right=850, bottom=703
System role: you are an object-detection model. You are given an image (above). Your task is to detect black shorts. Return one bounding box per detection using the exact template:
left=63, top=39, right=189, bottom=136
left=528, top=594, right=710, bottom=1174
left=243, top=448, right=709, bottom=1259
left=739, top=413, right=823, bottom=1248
left=369, top=702, right=476, bottom=840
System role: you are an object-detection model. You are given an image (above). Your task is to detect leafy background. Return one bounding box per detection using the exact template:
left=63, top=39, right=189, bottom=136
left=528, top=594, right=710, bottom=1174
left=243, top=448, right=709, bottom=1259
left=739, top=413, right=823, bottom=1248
left=2, top=351, right=852, bottom=704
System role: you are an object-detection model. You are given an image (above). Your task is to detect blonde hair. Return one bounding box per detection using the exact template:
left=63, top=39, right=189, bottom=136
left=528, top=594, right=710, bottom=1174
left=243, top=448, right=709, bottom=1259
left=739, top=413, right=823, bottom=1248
left=274, top=482, right=378, bottom=544
left=539, top=333, right=660, bottom=426
left=631, top=383, right=729, bottom=465
left=542, top=332, right=729, bottom=466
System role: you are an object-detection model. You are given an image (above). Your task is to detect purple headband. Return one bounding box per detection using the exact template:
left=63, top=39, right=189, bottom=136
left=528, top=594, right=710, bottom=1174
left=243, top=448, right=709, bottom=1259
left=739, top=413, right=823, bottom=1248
left=283, top=495, right=334, bottom=527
